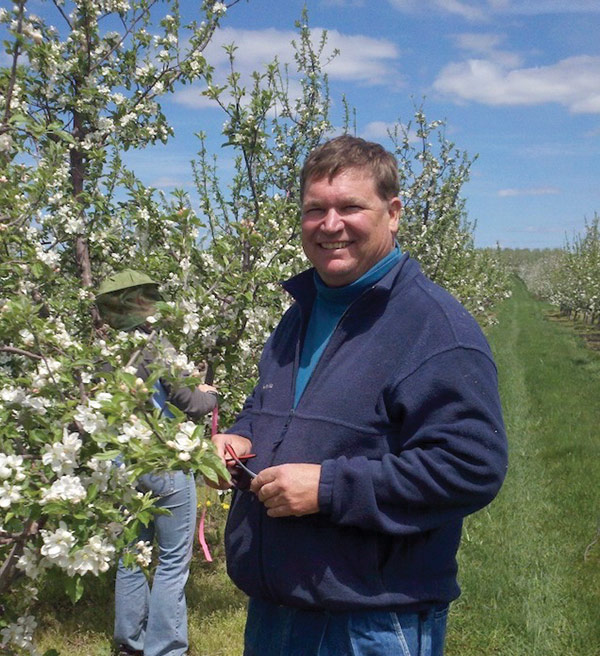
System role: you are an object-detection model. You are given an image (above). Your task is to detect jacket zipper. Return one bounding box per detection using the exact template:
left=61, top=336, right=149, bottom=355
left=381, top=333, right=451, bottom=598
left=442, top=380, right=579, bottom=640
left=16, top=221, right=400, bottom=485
left=294, top=284, right=376, bottom=409
left=259, top=284, right=380, bottom=601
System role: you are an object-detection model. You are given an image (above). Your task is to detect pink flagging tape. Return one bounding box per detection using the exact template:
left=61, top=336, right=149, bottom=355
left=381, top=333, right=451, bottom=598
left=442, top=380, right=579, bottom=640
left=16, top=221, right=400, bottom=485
left=211, top=404, right=219, bottom=436
left=198, top=404, right=219, bottom=562
left=198, top=508, right=213, bottom=562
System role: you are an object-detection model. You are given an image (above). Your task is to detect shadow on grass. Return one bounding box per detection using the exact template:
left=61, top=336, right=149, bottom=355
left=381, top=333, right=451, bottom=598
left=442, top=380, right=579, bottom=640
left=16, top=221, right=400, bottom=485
left=545, top=310, right=600, bottom=353
left=35, top=568, right=116, bottom=654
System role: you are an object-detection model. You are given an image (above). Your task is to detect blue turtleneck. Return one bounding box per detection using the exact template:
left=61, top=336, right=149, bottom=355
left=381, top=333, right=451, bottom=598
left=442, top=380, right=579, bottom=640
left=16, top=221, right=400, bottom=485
left=294, top=245, right=402, bottom=407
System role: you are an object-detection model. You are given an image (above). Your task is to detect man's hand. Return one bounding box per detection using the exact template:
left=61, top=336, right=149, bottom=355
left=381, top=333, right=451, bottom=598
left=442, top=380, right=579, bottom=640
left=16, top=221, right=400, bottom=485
left=208, top=432, right=252, bottom=489
left=250, top=464, right=321, bottom=517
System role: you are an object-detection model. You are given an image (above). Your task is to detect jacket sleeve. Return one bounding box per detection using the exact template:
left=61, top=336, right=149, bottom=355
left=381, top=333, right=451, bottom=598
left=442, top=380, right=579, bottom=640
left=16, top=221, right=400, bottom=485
left=163, top=380, right=218, bottom=421
left=137, top=336, right=218, bottom=421
left=317, top=346, right=508, bottom=536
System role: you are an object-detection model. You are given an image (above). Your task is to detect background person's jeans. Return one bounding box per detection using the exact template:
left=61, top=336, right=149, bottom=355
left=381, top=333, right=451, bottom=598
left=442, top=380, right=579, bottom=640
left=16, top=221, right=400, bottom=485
left=244, top=597, right=449, bottom=656
left=114, top=471, right=196, bottom=656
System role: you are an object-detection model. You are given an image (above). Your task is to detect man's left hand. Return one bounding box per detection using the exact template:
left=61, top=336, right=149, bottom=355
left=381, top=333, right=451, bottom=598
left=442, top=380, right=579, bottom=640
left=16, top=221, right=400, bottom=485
left=250, top=464, right=321, bottom=517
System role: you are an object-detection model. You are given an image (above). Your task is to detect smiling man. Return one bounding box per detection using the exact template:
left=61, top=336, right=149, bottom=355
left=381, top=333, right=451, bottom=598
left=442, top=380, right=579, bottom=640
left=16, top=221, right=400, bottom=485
left=210, top=135, right=508, bottom=656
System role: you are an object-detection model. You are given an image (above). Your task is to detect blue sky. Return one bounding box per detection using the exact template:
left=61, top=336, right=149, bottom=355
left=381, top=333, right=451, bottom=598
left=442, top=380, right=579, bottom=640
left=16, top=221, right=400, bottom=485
left=17, top=0, right=600, bottom=249
left=139, top=0, right=600, bottom=249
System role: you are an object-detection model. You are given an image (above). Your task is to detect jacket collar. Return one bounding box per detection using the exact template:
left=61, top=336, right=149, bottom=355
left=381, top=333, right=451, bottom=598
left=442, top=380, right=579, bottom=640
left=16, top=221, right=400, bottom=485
left=282, top=252, right=413, bottom=316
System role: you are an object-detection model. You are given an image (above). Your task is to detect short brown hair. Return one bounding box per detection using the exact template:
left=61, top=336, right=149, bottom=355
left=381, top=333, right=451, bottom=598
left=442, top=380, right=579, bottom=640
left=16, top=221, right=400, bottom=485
left=300, top=135, right=399, bottom=201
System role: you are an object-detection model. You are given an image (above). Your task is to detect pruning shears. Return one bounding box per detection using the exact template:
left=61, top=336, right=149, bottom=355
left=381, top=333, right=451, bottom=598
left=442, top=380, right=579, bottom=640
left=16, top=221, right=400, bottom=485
left=225, top=443, right=257, bottom=484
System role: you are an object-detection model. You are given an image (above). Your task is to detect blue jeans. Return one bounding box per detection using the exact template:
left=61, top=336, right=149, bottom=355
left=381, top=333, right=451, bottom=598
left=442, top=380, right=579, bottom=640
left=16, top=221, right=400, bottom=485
left=243, top=598, right=448, bottom=656
left=114, top=471, right=196, bottom=656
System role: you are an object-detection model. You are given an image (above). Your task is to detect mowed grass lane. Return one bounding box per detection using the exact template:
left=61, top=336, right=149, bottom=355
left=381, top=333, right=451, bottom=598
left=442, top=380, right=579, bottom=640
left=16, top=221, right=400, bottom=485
left=448, top=278, right=600, bottom=655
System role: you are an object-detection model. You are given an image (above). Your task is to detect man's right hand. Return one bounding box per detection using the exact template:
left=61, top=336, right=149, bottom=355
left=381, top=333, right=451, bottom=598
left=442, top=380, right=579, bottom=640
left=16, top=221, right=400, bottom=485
left=208, top=432, right=253, bottom=489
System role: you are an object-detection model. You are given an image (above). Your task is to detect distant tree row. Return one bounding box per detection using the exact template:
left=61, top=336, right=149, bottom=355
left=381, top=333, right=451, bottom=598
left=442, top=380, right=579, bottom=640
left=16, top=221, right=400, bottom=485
left=502, top=216, right=600, bottom=324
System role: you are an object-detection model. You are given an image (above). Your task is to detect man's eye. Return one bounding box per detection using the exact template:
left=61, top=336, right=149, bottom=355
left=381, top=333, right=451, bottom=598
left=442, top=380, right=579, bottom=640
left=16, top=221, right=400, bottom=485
left=303, top=208, right=323, bottom=218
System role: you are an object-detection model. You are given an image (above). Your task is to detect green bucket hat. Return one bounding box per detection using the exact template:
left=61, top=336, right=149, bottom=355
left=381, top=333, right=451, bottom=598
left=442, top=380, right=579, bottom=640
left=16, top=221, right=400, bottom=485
left=96, top=269, right=158, bottom=296
left=96, top=269, right=161, bottom=331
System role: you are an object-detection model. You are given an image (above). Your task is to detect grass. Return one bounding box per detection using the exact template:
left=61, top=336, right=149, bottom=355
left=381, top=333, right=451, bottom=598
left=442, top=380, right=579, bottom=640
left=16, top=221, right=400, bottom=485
left=34, top=278, right=600, bottom=655
left=447, top=278, right=600, bottom=655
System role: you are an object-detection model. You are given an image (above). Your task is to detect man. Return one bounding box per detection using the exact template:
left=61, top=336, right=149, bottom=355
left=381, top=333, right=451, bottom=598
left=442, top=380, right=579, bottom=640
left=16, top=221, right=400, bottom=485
left=211, top=135, right=508, bottom=655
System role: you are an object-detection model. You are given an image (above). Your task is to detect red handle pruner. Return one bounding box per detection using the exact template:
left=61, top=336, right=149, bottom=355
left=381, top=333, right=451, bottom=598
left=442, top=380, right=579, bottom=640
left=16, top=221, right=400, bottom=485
left=224, top=443, right=257, bottom=480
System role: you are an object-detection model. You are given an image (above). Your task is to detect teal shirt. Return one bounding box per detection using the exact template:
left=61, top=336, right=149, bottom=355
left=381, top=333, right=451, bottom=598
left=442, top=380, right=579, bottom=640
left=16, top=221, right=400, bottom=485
left=294, top=246, right=402, bottom=407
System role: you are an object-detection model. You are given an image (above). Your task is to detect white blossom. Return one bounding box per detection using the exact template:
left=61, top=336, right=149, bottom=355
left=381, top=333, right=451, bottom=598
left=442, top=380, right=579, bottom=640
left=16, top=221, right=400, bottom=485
left=35, top=244, right=61, bottom=268
left=66, top=535, right=115, bottom=576
left=0, top=386, right=27, bottom=405
left=0, top=481, right=22, bottom=508
left=17, top=546, right=45, bottom=579
left=19, top=329, right=35, bottom=345
left=166, top=421, right=203, bottom=460
left=74, top=403, right=108, bottom=434
left=0, top=132, right=13, bottom=153
left=88, top=391, right=113, bottom=408
left=84, top=457, right=113, bottom=491
left=0, top=453, right=26, bottom=481
left=40, top=522, right=76, bottom=568
left=41, top=474, right=87, bottom=504
left=21, top=394, right=51, bottom=415
left=120, top=112, right=136, bottom=126
left=117, top=420, right=153, bottom=444
left=182, top=311, right=199, bottom=335
left=135, top=540, right=153, bottom=567
left=42, top=428, right=82, bottom=475
left=0, top=615, right=37, bottom=652
left=31, top=357, right=62, bottom=387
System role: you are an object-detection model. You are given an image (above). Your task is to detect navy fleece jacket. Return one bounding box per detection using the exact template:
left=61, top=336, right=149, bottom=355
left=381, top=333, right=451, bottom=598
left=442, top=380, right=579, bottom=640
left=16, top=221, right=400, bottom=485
left=225, top=253, right=508, bottom=612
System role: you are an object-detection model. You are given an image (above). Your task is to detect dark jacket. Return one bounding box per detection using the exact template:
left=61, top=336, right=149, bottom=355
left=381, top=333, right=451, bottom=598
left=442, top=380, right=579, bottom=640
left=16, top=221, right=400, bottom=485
left=225, top=253, right=508, bottom=612
left=135, top=334, right=217, bottom=420
left=100, top=331, right=217, bottom=420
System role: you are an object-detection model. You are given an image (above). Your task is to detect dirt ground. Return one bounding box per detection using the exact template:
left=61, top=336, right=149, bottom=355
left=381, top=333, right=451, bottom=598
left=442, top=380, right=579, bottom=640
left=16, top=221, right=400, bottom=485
left=545, top=310, right=600, bottom=352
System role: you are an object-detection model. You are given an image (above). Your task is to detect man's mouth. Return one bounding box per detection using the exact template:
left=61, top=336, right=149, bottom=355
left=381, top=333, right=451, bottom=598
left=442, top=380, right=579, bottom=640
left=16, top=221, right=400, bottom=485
left=319, top=241, right=350, bottom=250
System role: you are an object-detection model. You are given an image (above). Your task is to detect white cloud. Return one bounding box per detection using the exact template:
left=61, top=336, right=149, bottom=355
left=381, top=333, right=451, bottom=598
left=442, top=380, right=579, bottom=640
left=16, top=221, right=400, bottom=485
left=322, top=30, right=400, bottom=84
left=150, top=176, right=192, bottom=189
left=491, top=0, right=600, bottom=15
left=436, top=0, right=487, bottom=21
left=362, top=121, right=396, bottom=140
left=497, top=187, right=560, bottom=197
left=433, top=55, right=600, bottom=114
left=387, top=0, right=486, bottom=21
left=323, top=0, right=366, bottom=6
left=388, top=0, right=600, bottom=19
left=173, top=26, right=400, bottom=109
left=451, top=32, right=522, bottom=68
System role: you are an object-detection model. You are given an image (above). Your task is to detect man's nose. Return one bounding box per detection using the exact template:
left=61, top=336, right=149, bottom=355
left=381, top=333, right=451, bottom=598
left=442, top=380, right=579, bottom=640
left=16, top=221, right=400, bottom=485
left=321, top=209, right=343, bottom=232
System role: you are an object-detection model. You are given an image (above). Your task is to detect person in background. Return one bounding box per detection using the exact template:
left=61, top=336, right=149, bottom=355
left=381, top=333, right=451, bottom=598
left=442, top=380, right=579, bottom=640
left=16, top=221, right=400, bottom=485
left=210, top=136, right=508, bottom=656
left=95, top=269, right=217, bottom=656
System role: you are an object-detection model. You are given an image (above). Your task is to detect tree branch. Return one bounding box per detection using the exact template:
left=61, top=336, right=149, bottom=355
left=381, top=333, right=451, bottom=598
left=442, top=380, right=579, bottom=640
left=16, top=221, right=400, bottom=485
left=1, top=0, right=25, bottom=132
left=0, top=346, right=43, bottom=360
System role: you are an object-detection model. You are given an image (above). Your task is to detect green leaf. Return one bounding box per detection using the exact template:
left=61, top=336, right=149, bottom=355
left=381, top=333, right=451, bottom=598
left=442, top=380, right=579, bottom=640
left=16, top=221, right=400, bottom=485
left=65, top=575, right=85, bottom=604
left=200, top=465, right=220, bottom=484
left=94, top=449, right=122, bottom=461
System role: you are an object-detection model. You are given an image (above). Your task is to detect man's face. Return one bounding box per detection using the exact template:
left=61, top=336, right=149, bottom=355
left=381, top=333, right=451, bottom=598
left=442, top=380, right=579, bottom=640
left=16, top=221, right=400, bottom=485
left=301, top=168, right=402, bottom=287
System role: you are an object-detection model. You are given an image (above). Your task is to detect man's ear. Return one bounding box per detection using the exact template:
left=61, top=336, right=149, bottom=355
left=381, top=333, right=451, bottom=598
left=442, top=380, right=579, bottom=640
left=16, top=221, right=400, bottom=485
left=388, top=197, right=402, bottom=234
